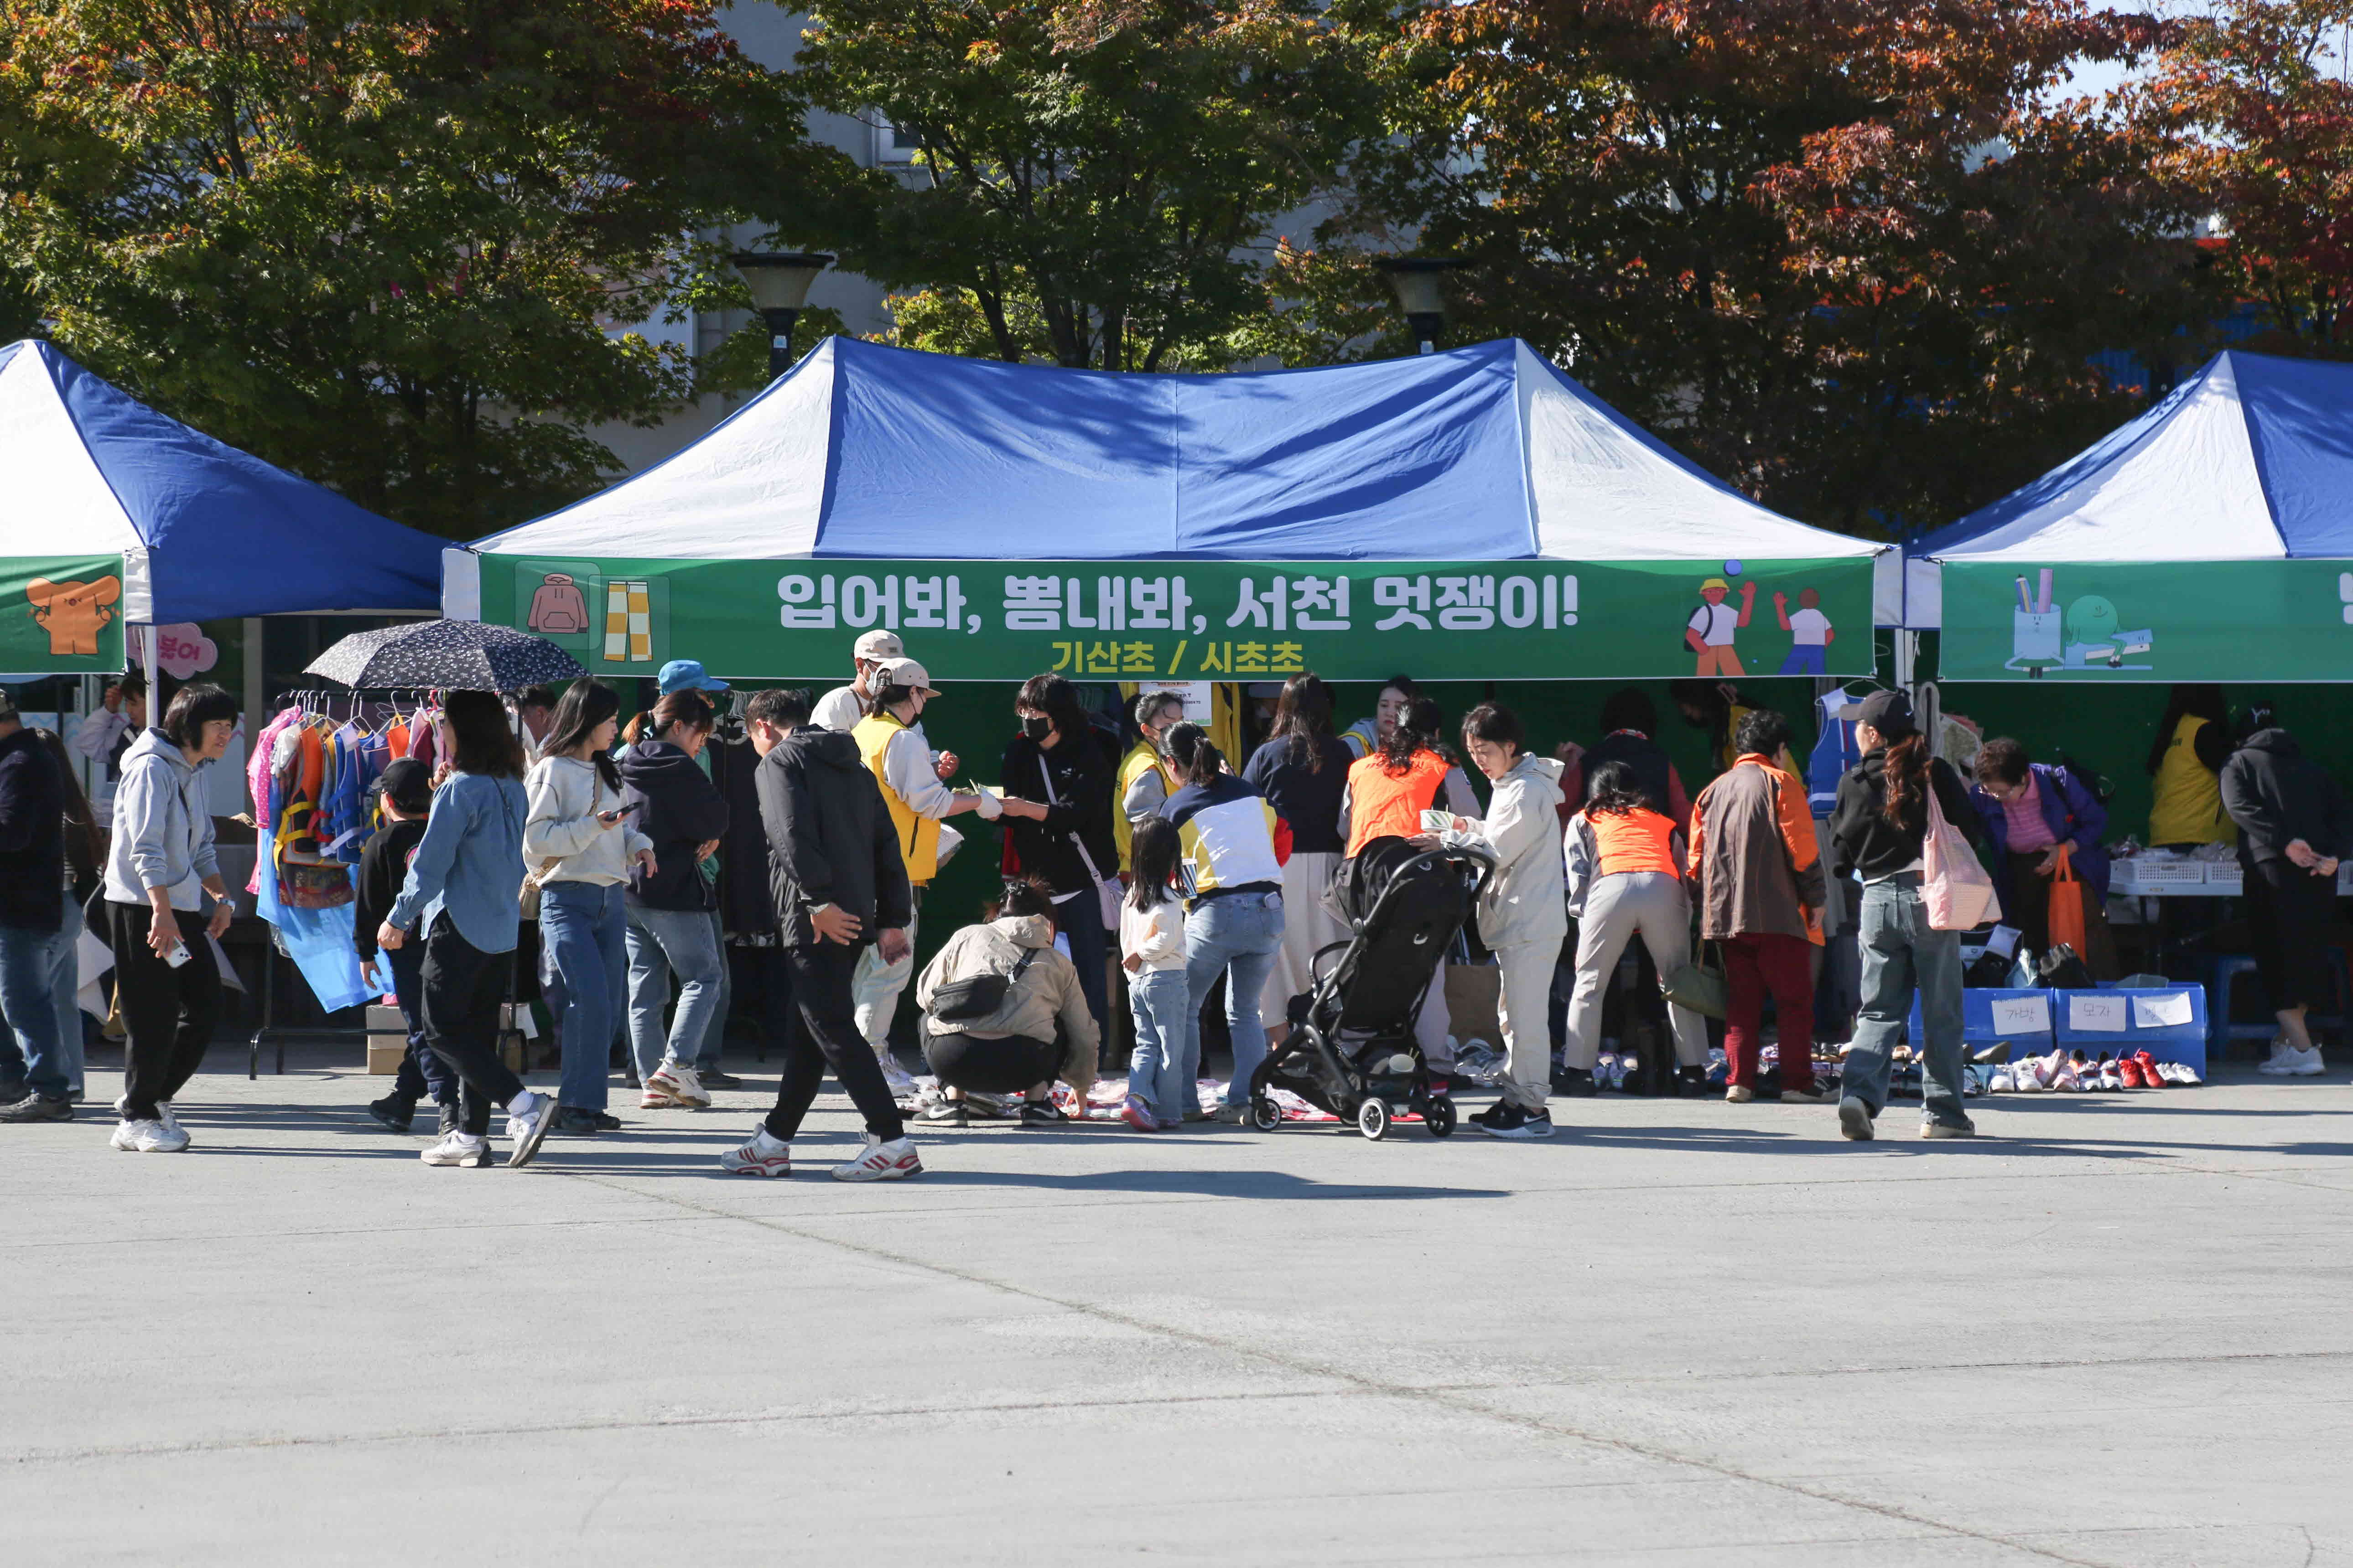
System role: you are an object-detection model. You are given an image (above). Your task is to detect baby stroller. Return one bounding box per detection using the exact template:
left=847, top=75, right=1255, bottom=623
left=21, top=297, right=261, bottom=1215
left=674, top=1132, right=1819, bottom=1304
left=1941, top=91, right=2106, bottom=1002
left=1246, top=835, right=1494, bottom=1140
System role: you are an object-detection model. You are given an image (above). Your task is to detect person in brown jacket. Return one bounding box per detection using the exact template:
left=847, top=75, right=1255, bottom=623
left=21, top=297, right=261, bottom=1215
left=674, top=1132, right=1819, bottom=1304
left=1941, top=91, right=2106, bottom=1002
left=1688, top=710, right=1826, bottom=1102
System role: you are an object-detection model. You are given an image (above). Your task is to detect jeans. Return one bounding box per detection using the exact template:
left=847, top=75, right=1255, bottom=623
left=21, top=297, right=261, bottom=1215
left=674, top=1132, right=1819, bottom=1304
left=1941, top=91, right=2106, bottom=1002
left=385, top=939, right=458, bottom=1106
left=1841, top=874, right=1967, bottom=1127
left=52, top=898, right=84, bottom=1098
left=760, top=941, right=906, bottom=1143
left=625, top=903, right=726, bottom=1080
left=1185, top=891, right=1284, bottom=1106
left=1127, top=965, right=1195, bottom=1123
left=1060, top=897, right=1112, bottom=1057
left=851, top=904, right=919, bottom=1060
left=539, top=880, right=624, bottom=1112
left=698, top=909, right=731, bottom=1072
left=109, top=900, right=223, bottom=1121
left=420, top=915, right=525, bottom=1137
left=0, top=915, right=74, bottom=1101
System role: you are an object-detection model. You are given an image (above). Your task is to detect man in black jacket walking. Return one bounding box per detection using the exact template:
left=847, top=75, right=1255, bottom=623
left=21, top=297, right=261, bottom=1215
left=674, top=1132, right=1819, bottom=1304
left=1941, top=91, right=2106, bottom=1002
left=2221, top=721, right=2353, bottom=1077
left=720, top=688, right=922, bottom=1181
left=0, top=693, right=74, bottom=1122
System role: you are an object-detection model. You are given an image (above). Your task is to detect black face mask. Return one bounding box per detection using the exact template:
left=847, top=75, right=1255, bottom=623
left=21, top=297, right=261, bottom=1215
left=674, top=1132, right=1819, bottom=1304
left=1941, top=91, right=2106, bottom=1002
left=1022, top=713, right=1052, bottom=742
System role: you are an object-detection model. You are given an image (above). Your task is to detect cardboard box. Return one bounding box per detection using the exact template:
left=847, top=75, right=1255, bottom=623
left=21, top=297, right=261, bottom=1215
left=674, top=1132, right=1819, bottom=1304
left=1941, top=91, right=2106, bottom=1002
left=365, top=1035, right=406, bottom=1075
left=364, top=1004, right=404, bottom=1032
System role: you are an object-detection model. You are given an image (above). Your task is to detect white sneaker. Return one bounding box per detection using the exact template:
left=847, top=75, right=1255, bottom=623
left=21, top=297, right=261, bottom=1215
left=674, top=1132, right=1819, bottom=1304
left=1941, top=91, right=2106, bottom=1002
left=420, top=1131, right=491, bottom=1167
left=2262, top=1044, right=2326, bottom=1077
left=2256, top=1038, right=2297, bottom=1074
left=114, top=1096, right=183, bottom=1134
left=831, top=1134, right=923, bottom=1183
left=111, top=1116, right=188, bottom=1153
left=643, top=1062, right=709, bottom=1108
left=719, top=1125, right=793, bottom=1177
left=504, top=1089, right=558, bottom=1168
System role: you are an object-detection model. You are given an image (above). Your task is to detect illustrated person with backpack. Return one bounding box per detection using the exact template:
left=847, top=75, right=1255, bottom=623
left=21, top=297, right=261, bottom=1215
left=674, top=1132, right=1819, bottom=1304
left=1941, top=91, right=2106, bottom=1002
left=1684, top=576, right=1755, bottom=678
left=1825, top=690, right=1984, bottom=1142
left=914, top=876, right=1100, bottom=1125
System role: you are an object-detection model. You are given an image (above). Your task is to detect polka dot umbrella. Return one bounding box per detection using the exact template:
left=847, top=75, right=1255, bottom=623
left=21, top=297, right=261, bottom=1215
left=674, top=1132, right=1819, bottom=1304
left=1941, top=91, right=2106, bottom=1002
left=304, top=619, right=586, bottom=691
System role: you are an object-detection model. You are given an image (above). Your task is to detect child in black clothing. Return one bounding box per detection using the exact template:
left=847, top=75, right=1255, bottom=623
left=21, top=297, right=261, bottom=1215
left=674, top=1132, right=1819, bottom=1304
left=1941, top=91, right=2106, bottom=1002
left=355, top=759, right=458, bottom=1134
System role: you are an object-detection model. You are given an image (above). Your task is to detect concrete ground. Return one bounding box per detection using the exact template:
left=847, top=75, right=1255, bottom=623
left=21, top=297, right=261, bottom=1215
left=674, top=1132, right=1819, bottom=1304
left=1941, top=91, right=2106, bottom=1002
left=6, top=1046, right=2352, bottom=1567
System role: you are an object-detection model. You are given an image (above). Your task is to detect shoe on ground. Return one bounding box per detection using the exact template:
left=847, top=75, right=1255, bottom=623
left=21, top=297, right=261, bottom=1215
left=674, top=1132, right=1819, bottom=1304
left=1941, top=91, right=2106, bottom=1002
left=1019, top=1099, right=1066, bottom=1124
left=1989, top=1068, right=2015, bottom=1092
left=1215, top=1102, right=1251, bottom=1124
left=643, top=1062, right=710, bottom=1108
left=366, top=1096, right=417, bottom=1134
left=2118, top=1056, right=2145, bottom=1089
left=2162, top=1061, right=2203, bottom=1085
left=0, top=1093, right=73, bottom=1122
left=1921, top=1118, right=1978, bottom=1139
left=1158, top=1116, right=1183, bottom=1130
left=420, top=1130, right=491, bottom=1167
left=551, top=1107, right=603, bottom=1137
left=2259, top=1044, right=2325, bottom=1077
left=1119, top=1094, right=1158, bottom=1132
left=504, top=1089, right=558, bottom=1168
left=114, top=1096, right=182, bottom=1134
left=831, top=1134, right=922, bottom=1182
left=1675, top=1064, right=1709, bottom=1096
left=923, top=1099, right=967, bottom=1124
left=720, top=1125, right=793, bottom=1177
left=1472, top=1101, right=1554, bottom=1140
left=111, top=1115, right=189, bottom=1153
left=1782, top=1085, right=1827, bottom=1104
left=0, top=1080, right=27, bottom=1107
left=1552, top=1065, right=1598, bottom=1097
left=1837, top=1097, right=1875, bottom=1142
left=591, top=1110, right=621, bottom=1131
left=1725, top=1085, right=1755, bottom=1104
left=696, top=1067, right=744, bottom=1091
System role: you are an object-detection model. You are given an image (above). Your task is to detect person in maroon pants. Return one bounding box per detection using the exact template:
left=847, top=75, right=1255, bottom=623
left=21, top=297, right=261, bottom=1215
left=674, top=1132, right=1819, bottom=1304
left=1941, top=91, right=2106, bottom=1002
left=1688, top=710, right=1828, bottom=1102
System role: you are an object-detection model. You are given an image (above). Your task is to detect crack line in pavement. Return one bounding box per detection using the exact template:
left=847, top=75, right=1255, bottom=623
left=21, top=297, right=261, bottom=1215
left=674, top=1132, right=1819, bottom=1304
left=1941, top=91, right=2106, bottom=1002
left=551, top=1168, right=2118, bottom=1568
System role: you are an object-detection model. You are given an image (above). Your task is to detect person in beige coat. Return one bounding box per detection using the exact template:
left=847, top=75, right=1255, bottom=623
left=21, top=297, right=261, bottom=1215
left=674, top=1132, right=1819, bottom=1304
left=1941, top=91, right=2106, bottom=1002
left=914, top=877, right=1100, bottom=1125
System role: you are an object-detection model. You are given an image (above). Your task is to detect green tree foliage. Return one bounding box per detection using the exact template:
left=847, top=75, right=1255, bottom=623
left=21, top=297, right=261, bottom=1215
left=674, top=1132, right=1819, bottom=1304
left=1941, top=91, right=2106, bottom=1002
left=801, top=0, right=1388, bottom=370
left=0, top=0, right=848, bottom=536
left=1336, top=0, right=2216, bottom=535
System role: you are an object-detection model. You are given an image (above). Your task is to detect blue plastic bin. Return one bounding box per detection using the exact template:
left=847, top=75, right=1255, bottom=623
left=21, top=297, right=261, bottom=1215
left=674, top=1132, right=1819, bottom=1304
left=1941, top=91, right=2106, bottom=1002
left=2050, top=984, right=2207, bottom=1075
left=1905, top=987, right=2057, bottom=1050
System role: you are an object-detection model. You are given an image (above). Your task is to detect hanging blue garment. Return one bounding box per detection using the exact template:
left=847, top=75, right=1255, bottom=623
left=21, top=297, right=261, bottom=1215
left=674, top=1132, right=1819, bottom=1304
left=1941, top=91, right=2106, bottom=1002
left=257, top=767, right=374, bottom=1013
left=1808, top=692, right=1862, bottom=815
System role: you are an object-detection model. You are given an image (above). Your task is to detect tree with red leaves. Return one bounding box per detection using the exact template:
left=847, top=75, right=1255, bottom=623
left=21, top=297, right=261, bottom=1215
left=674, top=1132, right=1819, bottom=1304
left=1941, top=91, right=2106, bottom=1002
left=1340, top=0, right=2215, bottom=535
left=0, top=0, right=849, bottom=535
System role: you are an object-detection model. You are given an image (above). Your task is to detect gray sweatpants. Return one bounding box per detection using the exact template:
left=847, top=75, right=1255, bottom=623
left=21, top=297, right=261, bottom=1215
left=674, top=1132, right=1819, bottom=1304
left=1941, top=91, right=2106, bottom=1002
left=1563, top=872, right=1709, bottom=1070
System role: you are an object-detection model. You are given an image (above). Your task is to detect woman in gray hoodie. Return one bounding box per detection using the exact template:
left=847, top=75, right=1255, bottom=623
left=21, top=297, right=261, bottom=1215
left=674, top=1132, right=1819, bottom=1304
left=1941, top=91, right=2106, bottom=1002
left=100, top=684, right=239, bottom=1153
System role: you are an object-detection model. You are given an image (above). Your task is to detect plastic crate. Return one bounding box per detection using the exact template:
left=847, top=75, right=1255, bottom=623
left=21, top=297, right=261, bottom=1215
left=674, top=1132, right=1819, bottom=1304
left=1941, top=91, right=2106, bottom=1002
left=1906, top=986, right=2057, bottom=1049
left=2052, top=984, right=2207, bottom=1074
left=2113, top=857, right=2206, bottom=892
left=2204, top=864, right=2245, bottom=895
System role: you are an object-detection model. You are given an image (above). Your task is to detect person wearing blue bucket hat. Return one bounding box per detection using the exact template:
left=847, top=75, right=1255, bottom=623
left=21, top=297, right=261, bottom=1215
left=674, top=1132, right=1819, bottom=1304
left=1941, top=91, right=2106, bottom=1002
left=658, top=659, right=729, bottom=697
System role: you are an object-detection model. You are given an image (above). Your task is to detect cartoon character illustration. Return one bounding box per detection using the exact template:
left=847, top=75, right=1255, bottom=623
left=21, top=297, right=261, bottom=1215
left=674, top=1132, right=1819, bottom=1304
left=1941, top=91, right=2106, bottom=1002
left=527, top=571, right=590, bottom=634
left=26, top=575, right=122, bottom=657
left=1774, top=587, right=1834, bottom=675
left=2007, top=570, right=2153, bottom=675
left=1685, top=574, right=1756, bottom=677
left=2061, top=594, right=2153, bottom=669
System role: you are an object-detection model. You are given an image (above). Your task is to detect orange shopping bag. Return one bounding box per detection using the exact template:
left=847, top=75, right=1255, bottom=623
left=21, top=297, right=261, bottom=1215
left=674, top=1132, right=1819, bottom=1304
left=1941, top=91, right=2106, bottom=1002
left=2047, top=843, right=2088, bottom=957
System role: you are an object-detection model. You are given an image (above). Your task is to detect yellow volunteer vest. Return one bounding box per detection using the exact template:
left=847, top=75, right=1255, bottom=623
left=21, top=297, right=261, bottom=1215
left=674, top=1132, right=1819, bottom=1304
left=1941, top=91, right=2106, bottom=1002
left=1114, top=739, right=1174, bottom=869
left=2149, top=714, right=2234, bottom=847
left=853, top=712, right=940, bottom=885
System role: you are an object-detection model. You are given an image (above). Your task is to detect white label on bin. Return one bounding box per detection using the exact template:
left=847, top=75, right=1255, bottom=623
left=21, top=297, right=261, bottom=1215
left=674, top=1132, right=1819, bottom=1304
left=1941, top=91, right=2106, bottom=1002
left=2068, top=994, right=2128, bottom=1033
left=1989, top=995, right=2050, bottom=1036
left=2132, top=992, right=2194, bottom=1029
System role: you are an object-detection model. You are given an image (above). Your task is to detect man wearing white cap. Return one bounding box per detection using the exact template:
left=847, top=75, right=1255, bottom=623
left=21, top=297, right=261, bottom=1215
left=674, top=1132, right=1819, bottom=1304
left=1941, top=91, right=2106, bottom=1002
left=850, top=656, right=1002, bottom=1093
left=813, top=630, right=906, bottom=734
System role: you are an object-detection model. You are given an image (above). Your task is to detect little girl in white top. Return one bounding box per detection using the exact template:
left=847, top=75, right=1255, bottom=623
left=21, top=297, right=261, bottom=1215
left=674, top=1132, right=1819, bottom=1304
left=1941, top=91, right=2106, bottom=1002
left=1120, top=818, right=1193, bottom=1131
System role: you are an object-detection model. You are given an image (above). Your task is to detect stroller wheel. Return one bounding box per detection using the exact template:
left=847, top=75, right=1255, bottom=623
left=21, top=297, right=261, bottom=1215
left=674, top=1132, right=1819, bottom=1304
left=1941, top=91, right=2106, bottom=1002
left=1357, top=1098, right=1391, bottom=1141
left=1248, top=1096, right=1283, bottom=1132
left=1425, top=1096, right=1456, bottom=1138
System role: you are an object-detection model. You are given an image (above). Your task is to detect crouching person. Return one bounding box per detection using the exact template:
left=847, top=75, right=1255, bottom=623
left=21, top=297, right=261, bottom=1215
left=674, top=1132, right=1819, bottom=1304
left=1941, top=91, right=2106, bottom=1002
left=915, top=876, right=1099, bottom=1125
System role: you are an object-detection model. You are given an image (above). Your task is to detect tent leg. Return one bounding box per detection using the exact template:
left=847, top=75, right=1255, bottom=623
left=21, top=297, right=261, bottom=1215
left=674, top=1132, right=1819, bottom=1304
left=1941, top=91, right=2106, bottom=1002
left=249, top=940, right=275, bottom=1080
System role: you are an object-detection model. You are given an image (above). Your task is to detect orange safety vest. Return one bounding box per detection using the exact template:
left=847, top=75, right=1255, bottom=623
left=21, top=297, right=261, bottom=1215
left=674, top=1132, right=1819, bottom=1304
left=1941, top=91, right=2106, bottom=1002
left=1585, top=806, right=1683, bottom=879
left=1345, top=750, right=1451, bottom=857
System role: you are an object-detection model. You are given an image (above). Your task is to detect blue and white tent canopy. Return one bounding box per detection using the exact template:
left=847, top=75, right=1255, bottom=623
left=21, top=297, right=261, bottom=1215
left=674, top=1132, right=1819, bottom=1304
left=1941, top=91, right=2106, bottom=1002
left=0, top=339, right=445, bottom=623
left=457, top=334, right=1883, bottom=588
left=1905, top=349, right=2353, bottom=628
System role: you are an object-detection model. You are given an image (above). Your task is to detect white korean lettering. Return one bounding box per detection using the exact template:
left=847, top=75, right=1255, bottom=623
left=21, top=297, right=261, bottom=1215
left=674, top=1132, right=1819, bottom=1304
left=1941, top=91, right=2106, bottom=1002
left=1374, top=575, right=1432, bottom=631
left=778, top=573, right=837, bottom=629
left=1003, top=575, right=1063, bottom=630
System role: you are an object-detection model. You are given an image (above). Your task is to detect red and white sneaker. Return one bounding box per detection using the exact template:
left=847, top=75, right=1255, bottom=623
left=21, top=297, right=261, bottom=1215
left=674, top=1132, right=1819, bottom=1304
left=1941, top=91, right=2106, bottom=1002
left=831, top=1135, right=923, bottom=1183
left=719, top=1125, right=792, bottom=1177
left=2118, top=1056, right=2145, bottom=1088
left=1119, top=1094, right=1159, bottom=1132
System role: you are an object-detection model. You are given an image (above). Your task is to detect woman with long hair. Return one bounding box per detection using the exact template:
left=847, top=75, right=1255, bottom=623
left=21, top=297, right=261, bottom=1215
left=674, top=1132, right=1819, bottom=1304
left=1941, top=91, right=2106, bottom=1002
left=1242, top=673, right=1355, bottom=1044
left=1160, top=723, right=1290, bottom=1119
left=525, top=678, right=654, bottom=1137
left=995, top=672, right=1114, bottom=1047
left=381, top=689, right=560, bottom=1168
left=619, top=689, right=731, bottom=1110
left=1825, top=690, right=1982, bottom=1142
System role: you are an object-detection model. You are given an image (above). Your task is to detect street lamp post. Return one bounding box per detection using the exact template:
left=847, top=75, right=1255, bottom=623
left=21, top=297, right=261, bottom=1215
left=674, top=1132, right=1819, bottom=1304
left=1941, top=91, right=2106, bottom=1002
left=1375, top=256, right=1468, bottom=355
left=732, top=251, right=836, bottom=379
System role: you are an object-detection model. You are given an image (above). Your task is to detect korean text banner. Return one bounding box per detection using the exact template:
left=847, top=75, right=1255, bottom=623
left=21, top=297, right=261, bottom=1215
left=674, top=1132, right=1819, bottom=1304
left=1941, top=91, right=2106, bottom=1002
left=0, top=555, right=129, bottom=673
left=1940, top=561, right=2353, bottom=682
left=483, top=555, right=1876, bottom=682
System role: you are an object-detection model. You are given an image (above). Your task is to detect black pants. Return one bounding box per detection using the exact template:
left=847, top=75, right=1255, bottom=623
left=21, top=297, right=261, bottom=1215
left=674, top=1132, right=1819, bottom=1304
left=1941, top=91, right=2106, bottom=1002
left=420, top=917, right=524, bottom=1136
left=925, top=1029, right=1059, bottom=1095
left=108, top=900, right=222, bottom=1121
left=2248, top=858, right=2339, bottom=1012
left=761, top=940, right=905, bottom=1142
left=386, top=939, right=458, bottom=1106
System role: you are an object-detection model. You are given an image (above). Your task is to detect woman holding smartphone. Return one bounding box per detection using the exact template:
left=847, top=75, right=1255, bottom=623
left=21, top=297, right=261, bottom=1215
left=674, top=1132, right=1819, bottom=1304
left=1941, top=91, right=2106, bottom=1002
left=526, top=679, right=654, bottom=1136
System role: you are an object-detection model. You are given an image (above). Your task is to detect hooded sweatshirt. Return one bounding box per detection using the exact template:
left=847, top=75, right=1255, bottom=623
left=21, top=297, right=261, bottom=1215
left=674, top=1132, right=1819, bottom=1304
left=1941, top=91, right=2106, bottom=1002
left=914, top=912, right=1099, bottom=1095
left=754, top=725, right=912, bottom=948
left=104, top=728, right=221, bottom=912
left=1425, top=754, right=1568, bottom=950
left=524, top=753, right=653, bottom=886
left=2220, top=728, right=2353, bottom=868
left=1826, top=747, right=1978, bottom=885
left=620, top=738, right=730, bottom=910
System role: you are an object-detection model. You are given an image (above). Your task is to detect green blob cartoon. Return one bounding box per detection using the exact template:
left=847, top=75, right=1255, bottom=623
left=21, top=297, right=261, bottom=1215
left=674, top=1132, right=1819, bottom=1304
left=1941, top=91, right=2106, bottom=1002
left=2064, top=594, right=2119, bottom=648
